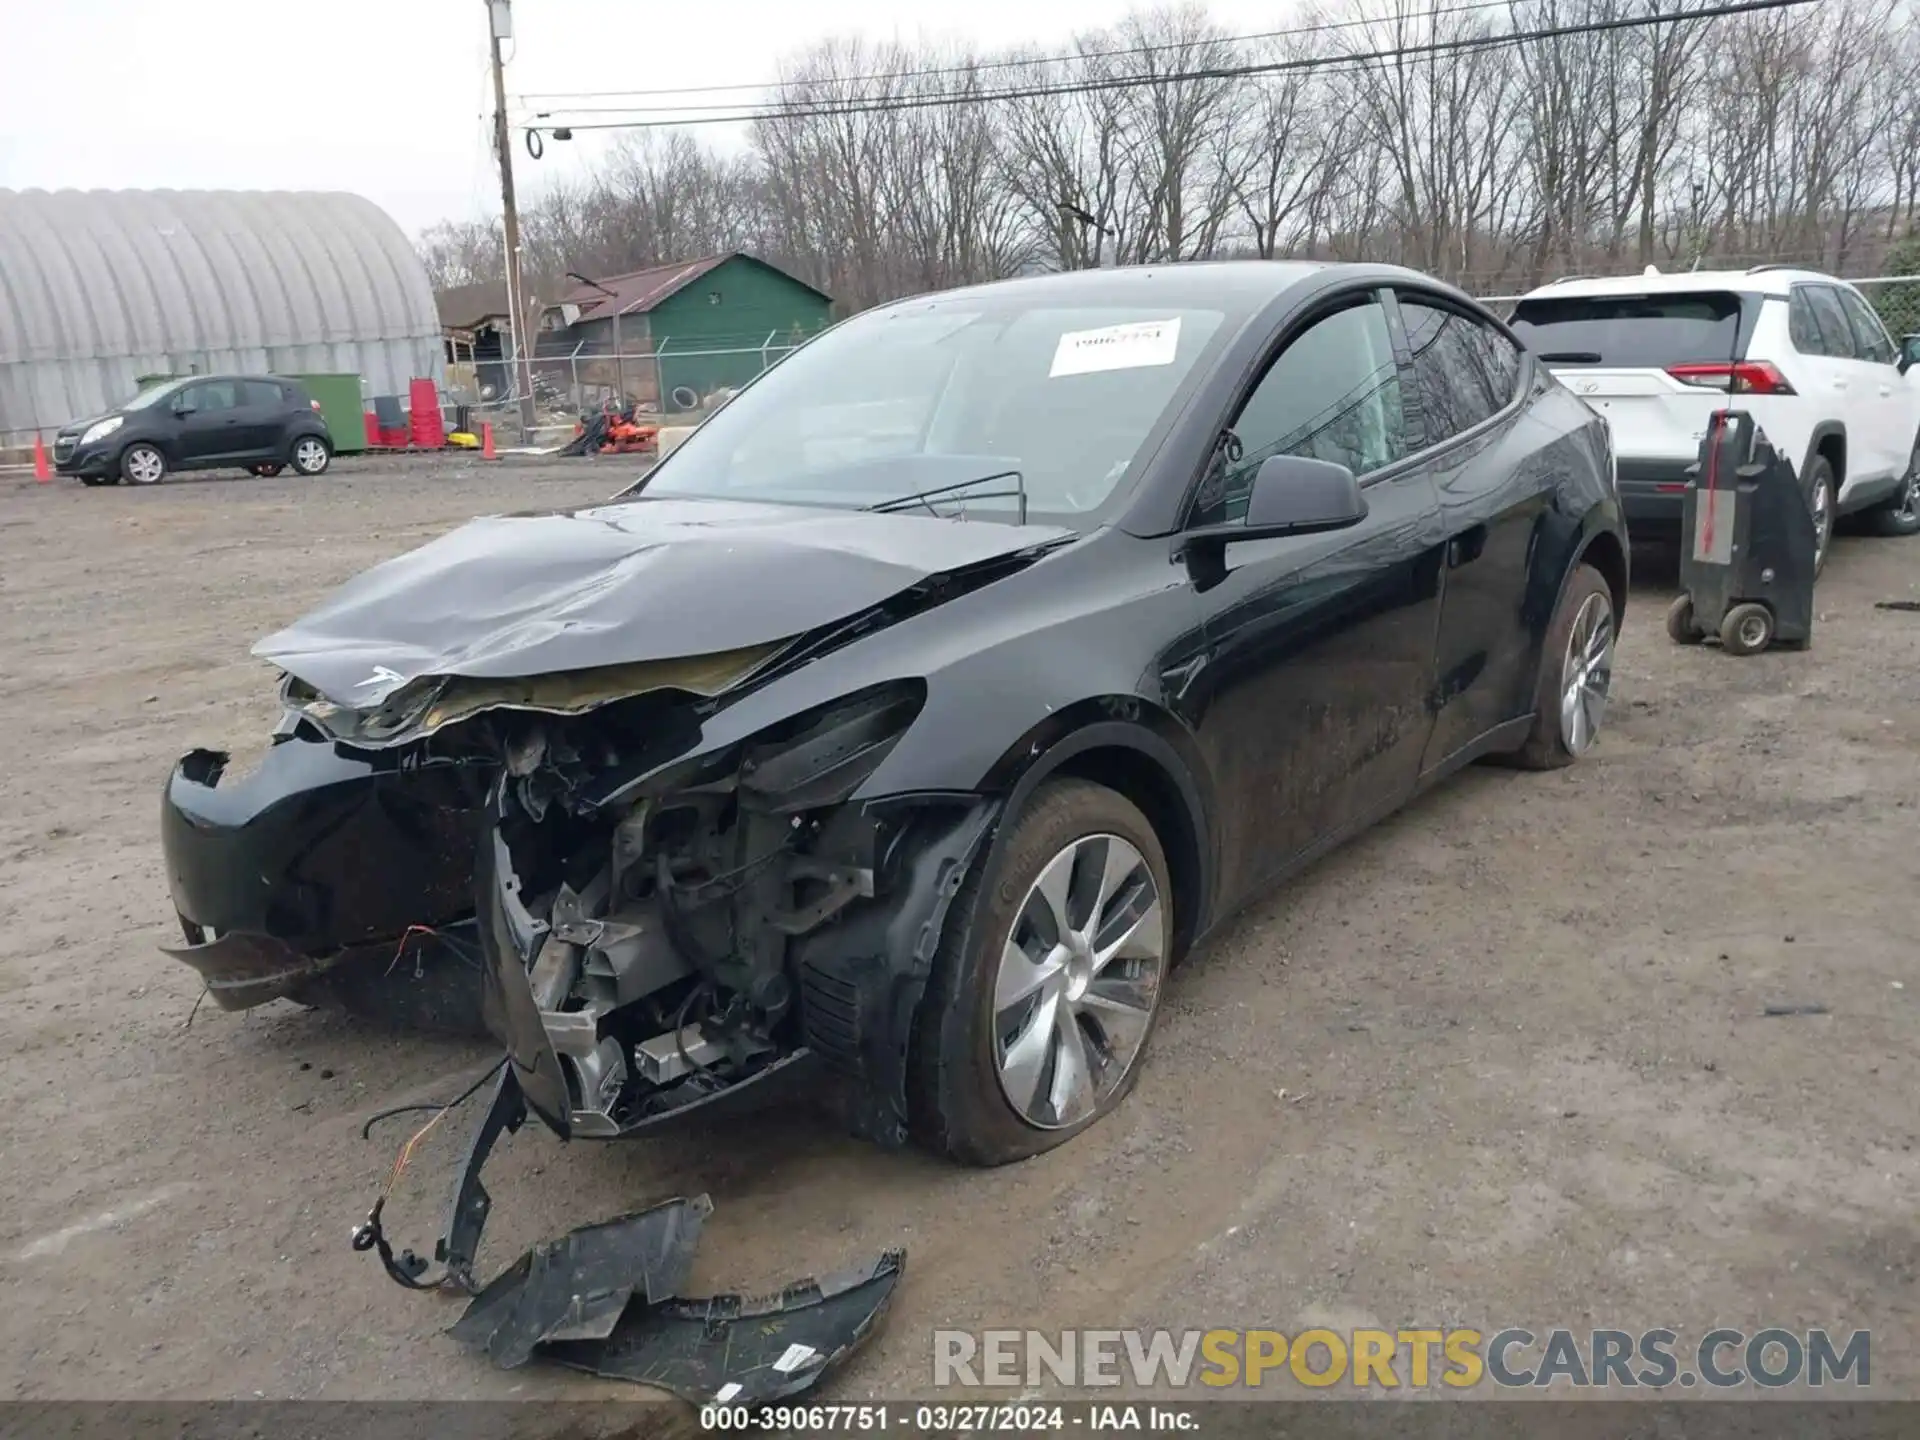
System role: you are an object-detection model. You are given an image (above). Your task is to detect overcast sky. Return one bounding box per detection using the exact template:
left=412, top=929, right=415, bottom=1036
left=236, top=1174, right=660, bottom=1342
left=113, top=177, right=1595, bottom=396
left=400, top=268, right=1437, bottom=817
left=2, top=0, right=1290, bottom=240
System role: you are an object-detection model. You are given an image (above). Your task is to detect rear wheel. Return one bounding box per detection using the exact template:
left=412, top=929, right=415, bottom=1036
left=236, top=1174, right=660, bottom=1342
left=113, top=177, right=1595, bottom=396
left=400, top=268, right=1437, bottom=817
left=1865, top=448, right=1920, bottom=538
left=289, top=436, right=331, bottom=476
left=1511, top=563, right=1615, bottom=771
left=1805, top=453, right=1836, bottom=576
left=120, top=443, right=166, bottom=486
left=247, top=462, right=284, bottom=478
left=911, top=778, right=1172, bottom=1167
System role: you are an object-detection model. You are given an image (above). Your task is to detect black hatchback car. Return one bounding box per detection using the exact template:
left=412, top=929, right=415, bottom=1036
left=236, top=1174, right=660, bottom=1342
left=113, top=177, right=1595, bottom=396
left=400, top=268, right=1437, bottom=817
left=159, top=261, right=1626, bottom=1172
left=54, top=373, right=334, bottom=485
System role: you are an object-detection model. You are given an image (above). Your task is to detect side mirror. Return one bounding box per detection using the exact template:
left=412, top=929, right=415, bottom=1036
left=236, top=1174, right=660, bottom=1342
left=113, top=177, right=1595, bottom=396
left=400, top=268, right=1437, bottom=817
left=1179, top=453, right=1368, bottom=585
left=172, top=401, right=196, bottom=418
left=1901, top=335, right=1920, bottom=374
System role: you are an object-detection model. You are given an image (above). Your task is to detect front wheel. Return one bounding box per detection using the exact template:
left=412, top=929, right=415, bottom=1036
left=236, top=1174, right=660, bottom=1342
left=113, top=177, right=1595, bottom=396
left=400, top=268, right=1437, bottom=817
left=1510, top=562, right=1615, bottom=771
left=1665, top=593, right=1702, bottom=645
left=910, top=778, right=1173, bottom=1167
left=289, top=436, right=331, bottom=476
left=120, top=443, right=167, bottom=486
left=247, top=462, right=284, bottom=478
left=1720, top=602, right=1774, bottom=656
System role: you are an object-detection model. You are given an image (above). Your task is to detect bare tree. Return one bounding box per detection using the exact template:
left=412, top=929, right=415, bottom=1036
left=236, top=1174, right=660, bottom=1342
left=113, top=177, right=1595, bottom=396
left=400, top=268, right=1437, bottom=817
left=426, top=0, right=1920, bottom=315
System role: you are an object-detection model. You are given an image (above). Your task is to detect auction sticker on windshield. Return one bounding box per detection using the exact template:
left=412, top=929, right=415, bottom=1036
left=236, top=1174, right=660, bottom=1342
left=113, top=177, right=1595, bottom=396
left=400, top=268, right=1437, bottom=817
left=1050, top=318, right=1182, bottom=377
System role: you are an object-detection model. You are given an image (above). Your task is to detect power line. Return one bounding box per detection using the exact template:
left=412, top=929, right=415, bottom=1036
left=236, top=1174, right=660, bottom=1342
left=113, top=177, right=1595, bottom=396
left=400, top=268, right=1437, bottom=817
left=523, top=0, right=1816, bottom=134
left=514, top=0, right=1524, bottom=108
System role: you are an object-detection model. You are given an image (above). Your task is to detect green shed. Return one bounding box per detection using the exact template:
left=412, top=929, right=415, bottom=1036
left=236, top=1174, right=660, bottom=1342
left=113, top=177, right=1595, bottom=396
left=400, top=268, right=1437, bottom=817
left=547, top=254, right=833, bottom=414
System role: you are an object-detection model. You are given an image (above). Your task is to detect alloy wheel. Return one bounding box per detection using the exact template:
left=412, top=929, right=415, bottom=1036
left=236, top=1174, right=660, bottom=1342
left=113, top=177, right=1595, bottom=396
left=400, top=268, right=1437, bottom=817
left=126, top=447, right=164, bottom=484
left=1559, top=591, right=1614, bottom=756
left=990, top=833, right=1164, bottom=1130
left=1811, top=474, right=1833, bottom=568
left=293, top=439, right=328, bottom=473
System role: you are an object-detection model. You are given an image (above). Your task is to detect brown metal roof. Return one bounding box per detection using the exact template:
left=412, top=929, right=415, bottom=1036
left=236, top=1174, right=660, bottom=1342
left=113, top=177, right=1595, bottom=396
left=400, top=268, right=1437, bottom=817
left=557, top=253, right=830, bottom=318
left=558, top=256, right=731, bottom=317
left=435, top=280, right=513, bottom=331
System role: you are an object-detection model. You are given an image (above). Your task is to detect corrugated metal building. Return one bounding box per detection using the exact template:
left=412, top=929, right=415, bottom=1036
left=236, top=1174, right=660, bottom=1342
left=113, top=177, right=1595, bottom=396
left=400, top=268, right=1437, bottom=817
left=0, top=188, right=443, bottom=441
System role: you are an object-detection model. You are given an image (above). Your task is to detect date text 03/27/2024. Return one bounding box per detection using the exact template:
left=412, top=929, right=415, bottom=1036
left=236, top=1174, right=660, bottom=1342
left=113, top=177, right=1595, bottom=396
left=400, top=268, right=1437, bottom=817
left=697, top=1404, right=1198, bottom=1431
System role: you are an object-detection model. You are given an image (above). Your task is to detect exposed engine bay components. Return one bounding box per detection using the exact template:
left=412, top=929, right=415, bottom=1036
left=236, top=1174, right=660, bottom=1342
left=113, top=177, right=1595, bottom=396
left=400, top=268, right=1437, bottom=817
left=478, top=676, right=1001, bottom=1149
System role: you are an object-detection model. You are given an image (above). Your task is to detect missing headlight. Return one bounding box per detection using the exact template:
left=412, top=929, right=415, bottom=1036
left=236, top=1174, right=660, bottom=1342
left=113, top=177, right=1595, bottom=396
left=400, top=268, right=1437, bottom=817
left=738, top=681, right=925, bottom=815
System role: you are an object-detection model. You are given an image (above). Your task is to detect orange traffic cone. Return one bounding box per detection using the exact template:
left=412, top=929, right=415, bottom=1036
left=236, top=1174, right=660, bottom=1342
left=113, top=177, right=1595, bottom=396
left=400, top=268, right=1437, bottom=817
left=32, top=434, right=51, bottom=483
left=481, top=422, right=497, bottom=461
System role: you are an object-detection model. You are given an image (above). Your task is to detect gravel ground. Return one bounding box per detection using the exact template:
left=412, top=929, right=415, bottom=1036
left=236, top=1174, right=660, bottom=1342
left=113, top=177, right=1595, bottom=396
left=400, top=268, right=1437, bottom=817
left=0, top=450, right=1916, bottom=1403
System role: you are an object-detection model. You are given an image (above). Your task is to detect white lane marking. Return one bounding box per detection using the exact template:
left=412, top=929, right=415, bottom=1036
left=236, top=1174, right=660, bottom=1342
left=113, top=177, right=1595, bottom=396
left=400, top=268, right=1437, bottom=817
left=15, top=1183, right=192, bottom=1260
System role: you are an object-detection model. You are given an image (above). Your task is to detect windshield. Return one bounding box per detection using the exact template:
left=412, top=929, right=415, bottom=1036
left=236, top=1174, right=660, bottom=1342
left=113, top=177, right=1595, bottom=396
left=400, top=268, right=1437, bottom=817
left=122, top=378, right=189, bottom=410
left=1509, top=292, right=1755, bottom=367
left=636, top=299, right=1229, bottom=524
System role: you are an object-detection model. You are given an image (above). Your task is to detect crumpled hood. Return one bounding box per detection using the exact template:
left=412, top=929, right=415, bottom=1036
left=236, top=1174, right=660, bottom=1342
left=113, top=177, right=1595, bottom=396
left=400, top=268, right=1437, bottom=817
left=256, top=496, right=1074, bottom=706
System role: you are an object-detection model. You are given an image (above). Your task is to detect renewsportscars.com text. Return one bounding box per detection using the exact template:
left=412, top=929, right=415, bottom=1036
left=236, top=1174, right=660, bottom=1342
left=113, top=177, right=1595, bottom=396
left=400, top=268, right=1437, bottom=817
left=933, top=1327, right=1871, bottom=1390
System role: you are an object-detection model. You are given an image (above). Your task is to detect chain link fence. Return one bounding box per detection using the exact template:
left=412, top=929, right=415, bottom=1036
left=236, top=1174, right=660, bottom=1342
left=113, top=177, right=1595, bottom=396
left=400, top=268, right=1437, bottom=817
left=441, top=331, right=819, bottom=448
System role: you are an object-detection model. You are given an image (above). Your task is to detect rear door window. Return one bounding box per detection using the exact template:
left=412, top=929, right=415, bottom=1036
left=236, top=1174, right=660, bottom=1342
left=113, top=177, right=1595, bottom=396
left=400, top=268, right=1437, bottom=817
left=1803, top=287, right=1858, bottom=360
left=242, top=380, right=287, bottom=408
left=1836, top=288, right=1896, bottom=365
left=1508, top=291, right=1756, bottom=368
left=1788, top=289, right=1839, bottom=355
left=1398, top=297, right=1523, bottom=444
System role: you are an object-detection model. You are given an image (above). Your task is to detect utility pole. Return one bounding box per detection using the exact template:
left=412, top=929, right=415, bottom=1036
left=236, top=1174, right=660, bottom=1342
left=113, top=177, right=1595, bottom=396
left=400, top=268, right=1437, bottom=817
left=488, top=0, right=536, bottom=432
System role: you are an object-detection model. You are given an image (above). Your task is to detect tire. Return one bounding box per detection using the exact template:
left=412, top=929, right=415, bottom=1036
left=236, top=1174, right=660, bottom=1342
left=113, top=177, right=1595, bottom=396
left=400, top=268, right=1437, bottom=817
left=1510, top=562, right=1615, bottom=771
left=289, top=435, right=331, bottom=476
left=78, top=475, right=117, bottom=487
left=1804, top=453, right=1836, bottom=578
left=1720, top=601, right=1774, bottom=656
left=120, top=443, right=167, bottom=486
left=1865, top=448, right=1920, bottom=538
left=1665, top=593, right=1702, bottom=645
left=248, top=462, right=284, bottom=478
left=910, top=778, right=1173, bottom=1167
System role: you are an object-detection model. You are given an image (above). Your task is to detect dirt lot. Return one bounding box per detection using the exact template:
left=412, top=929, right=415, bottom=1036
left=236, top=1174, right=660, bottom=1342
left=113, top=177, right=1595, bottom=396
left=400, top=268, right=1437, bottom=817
left=0, top=450, right=1917, bottom=1403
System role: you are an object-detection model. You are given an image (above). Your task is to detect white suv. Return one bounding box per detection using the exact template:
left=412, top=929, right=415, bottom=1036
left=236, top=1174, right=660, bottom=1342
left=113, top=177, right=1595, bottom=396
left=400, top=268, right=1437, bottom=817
left=1509, top=266, right=1920, bottom=572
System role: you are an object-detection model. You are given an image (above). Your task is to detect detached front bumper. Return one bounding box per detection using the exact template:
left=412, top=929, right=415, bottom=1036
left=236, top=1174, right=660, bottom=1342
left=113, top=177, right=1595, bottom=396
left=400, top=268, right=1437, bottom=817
left=159, top=731, right=491, bottom=1024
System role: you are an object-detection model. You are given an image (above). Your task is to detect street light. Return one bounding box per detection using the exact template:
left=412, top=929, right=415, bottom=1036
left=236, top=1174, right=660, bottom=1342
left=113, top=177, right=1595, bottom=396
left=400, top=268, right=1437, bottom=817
left=1056, top=201, right=1111, bottom=270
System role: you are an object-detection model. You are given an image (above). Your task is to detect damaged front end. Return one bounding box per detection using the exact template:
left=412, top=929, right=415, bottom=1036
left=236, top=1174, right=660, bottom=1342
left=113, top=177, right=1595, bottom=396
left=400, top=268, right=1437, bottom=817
left=474, top=678, right=999, bottom=1149
left=349, top=676, right=987, bottom=1402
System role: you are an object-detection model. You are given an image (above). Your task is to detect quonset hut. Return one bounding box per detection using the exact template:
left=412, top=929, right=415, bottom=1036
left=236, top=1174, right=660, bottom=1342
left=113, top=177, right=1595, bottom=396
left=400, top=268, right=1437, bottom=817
left=0, top=188, right=442, bottom=442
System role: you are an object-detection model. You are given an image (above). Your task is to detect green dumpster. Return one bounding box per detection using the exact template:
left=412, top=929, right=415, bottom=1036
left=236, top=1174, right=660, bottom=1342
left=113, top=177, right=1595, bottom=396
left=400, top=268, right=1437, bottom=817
left=287, top=372, right=367, bottom=454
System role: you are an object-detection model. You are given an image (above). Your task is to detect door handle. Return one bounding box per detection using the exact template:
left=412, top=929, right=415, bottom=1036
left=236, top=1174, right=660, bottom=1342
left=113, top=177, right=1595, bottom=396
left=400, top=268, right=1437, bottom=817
left=1880, top=384, right=1894, bottom=397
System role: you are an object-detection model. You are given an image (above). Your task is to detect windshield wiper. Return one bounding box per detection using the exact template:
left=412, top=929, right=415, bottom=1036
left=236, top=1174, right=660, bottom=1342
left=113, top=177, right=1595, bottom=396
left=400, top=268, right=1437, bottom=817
left=1539, top=351, right=1604, bottom=364
left=864, top=468, right=1028, bottom=524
